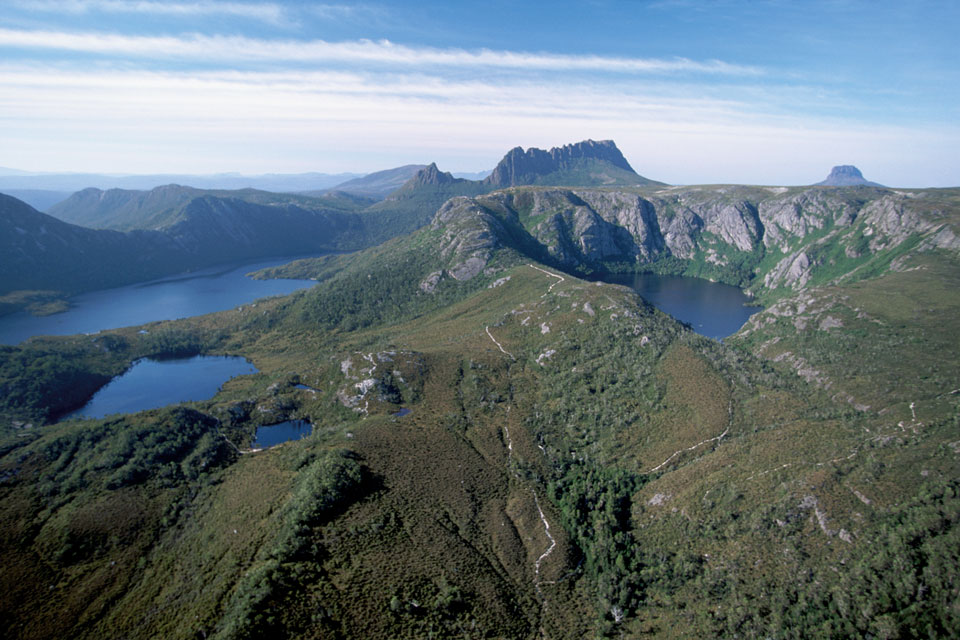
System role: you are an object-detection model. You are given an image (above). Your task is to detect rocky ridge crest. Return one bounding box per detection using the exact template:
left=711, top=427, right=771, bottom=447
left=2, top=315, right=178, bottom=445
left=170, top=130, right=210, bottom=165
left=424, top=185, right=960, bottom=294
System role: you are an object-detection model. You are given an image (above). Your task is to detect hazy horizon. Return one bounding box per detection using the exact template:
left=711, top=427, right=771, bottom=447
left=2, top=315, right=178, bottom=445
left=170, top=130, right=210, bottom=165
left=1, top=0, right=957, bottom=187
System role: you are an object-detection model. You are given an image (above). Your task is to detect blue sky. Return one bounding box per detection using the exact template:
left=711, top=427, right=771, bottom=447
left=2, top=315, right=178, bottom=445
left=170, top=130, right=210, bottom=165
left=0, top=0, right=956, bottom=186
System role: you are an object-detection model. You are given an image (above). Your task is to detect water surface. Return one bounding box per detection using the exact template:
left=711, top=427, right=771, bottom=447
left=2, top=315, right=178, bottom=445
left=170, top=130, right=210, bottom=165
left=252, top=419, right=312, bottom=449
left=596, top=272, right=759, bottom=339
left=0, top=256, right=321, bottom=344
left=64, top=355, right=257, bottom=420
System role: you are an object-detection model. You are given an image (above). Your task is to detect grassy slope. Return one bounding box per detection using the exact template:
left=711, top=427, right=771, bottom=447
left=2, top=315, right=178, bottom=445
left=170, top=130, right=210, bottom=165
left=1, top=193, right=958, bottom=638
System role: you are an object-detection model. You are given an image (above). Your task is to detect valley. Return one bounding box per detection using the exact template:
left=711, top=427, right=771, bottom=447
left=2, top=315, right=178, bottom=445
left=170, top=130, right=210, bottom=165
left=0, top=141, right=958, bottom=639
left=0, top=254, right=324, bottom=344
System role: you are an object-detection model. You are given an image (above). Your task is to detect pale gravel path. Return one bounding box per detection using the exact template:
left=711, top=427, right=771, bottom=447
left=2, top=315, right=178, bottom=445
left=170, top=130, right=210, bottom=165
left=528, top=263, right=565, bottom=292
left=532, top=491, right=557, bottom=595
left=485, top=326, right=516, bottom=360
left=646, top=427, right=730, bottom=474
left=503, top=424, right=558, bottom=597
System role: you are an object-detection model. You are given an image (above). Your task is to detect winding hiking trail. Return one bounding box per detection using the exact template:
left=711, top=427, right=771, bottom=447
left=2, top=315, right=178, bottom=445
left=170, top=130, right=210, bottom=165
left=528, top=263, right=565, bottom=292
left=485, top=264, right=566, bottom=360
left=646, top=400, right=734, bottom=474
left=502, top=424, right=558, bottom=598
left=482, top=263, right=568, bottom=628
left=485, top=326, right=515, bottom=360
left=646, top=428, right=730, bottom=473
left=532, top=491, right=557, bottom=596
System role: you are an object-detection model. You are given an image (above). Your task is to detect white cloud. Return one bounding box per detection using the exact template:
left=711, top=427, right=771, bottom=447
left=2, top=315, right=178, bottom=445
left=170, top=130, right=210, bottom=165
left=0, top=27, right=760, bottom=75
left=10, top=0, right=287, bottom=24
left=0, top=63, right=955, bottom=186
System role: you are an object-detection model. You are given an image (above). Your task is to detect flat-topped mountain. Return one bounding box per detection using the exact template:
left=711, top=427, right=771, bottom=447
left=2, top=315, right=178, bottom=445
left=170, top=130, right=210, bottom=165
left=483, top=139, right=660, bottom=188
left=815, top=164, right=884, bottom=187
left=2, top=161, right=960, bottom=638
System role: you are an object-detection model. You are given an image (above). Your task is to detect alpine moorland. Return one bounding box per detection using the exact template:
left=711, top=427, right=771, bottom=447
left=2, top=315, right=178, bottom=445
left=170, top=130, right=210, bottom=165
left=1, top=141, right=958, bottom=639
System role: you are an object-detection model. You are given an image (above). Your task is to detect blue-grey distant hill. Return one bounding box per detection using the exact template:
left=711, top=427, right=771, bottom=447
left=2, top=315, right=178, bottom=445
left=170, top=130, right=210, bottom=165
left=0, top=170, right=361, bottom=193
left=815, top=165, right=885, bottom=187
left=0, top=189, right=72, bottom=211
left=5, top=139, right=661, bottom=311
left=305, top=164, right=428, bottom=200
left=47, top=185, right=373, bottom=231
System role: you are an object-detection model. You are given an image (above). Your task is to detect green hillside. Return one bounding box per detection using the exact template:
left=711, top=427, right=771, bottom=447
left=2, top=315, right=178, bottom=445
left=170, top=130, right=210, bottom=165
left=4, top=141, right=658, bottom=318
left=1, top=179, right=958, bottom=638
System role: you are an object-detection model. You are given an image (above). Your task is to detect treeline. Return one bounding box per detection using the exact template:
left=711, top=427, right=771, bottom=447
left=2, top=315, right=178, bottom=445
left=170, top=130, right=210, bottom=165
left=35, top=407, right=234, bottom=503
left=693, top=478, right=960, bottom=638
left=0, top=327, right=228, bottom=426
left=213, top=448, right=366, bottom=639
left=286, top=239, right=495, bottom=333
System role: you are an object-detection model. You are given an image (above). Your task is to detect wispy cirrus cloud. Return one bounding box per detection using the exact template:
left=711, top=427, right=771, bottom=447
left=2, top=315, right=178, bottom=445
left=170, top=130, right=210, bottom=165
left=10, top=0, right=287, bottom=24
left=3, top=61, right=952, bottom=185
left=0, top=27, right=761, bottom=75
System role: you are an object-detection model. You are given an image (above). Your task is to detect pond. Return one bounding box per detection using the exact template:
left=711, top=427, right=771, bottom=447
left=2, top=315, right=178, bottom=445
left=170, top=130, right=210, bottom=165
left=252, top=419, right=312, bottom=449
left=0, top=255, right=323, bottom=345
left=63, top=355, right=258, bottom=420
left=596, top=272, right=759, bottom=339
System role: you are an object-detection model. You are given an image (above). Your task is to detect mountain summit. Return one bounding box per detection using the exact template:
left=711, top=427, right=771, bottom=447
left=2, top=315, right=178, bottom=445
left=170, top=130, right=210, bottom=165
left=405, top=162, right=463, bottom=188
left=483, top=139, right=661, bottom=188
left=815, top=165, right=884, bottom=187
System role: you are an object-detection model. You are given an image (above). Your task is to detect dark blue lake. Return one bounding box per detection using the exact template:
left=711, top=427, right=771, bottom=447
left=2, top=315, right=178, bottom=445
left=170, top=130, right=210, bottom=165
left=252, top=419, right=312, bottom=449
left=597, top=272, right=759, bottom=339
left=0, top=256, right=321, bottom=345
left=63, top=355, right=258, bottom=420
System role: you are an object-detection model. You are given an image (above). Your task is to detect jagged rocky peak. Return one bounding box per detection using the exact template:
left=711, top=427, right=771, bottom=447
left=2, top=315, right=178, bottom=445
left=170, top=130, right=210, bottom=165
left=405, top=162, right=461, bottom=188
left=483, top=139, right=636, bottom=187
left=815, top=165, right=884, bottom=187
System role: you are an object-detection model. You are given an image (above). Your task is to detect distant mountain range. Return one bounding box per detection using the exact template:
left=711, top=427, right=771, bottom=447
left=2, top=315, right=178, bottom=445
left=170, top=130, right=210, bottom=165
left=0, top=170, right=361, bottom=194
left=0, top=166, right=494, bottom=211
left=0, top=189, right=74, bottom=212
left=2, top=140, right=959, bottom=640
left=0, top=140, right=658, bottom=313
left=306, top=164, right=427, bottom=199
left=46, top=186, right=373, bottom=232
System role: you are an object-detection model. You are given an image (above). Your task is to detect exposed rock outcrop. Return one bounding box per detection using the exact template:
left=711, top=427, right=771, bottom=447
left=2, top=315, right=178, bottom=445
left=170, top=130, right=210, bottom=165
left=431, top=197, right=506, bottom=281
left=483, top=140, right=659, bottom=188
left=427, top=184, right=960, bottom=295
left=398, top=163, right=464, bottom=190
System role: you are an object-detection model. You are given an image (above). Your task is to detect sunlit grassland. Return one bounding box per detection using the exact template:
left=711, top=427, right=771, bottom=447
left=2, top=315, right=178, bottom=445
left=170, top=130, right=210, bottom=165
left=1, top=218, right=958, bottom=638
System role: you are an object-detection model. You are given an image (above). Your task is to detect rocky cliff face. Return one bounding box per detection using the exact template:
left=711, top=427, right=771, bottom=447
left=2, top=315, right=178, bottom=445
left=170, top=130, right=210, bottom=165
left=426, top=185, right=960, bottom=295
left=428, top=196, right=508, bottom=282
left=483, top=139, right=656, bottom=188
left=397, top=163, right=464, bottom=191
